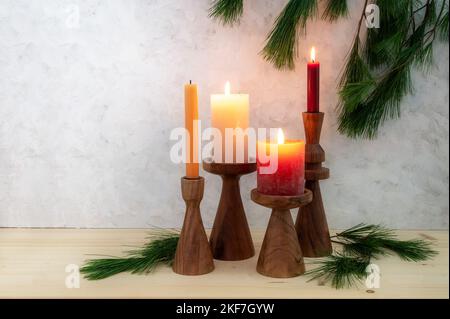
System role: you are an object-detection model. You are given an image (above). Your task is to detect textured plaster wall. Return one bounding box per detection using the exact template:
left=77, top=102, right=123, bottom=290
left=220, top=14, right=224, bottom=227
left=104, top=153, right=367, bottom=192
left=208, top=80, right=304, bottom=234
left=0, top=0, right=448, bottom=229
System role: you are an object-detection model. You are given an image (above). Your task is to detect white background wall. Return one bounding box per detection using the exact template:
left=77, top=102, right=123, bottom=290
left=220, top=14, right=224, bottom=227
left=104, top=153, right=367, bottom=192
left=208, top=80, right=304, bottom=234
left=0, top=0, right=448, bottom=229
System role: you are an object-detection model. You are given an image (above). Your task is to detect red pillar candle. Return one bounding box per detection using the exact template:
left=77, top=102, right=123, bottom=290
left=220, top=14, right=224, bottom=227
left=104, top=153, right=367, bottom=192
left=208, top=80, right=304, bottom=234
left=307, top=47, right=320, bottom=113
left=257, top=129, right=305, bottom=196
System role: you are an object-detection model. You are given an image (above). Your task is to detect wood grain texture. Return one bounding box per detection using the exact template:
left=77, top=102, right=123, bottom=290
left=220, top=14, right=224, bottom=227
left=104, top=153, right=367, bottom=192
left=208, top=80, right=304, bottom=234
left=305, top=144, right=325, bottom=163
left=303, top=112, right=324, bottom=145
left=203, top=159, right=256, bottom=176
left=257, top=209, right=305, bottom=278
left=296, top=180, right=333, bottom=257
left=305, top=167, right=330, bottom=181
left=296, top=112, right=332, bottom=258
left=203, top=160, right=256, bottom=261
left=251, top=190, right=312, bottom=278
left=251, top=189, right=313, bottom=210
left=0, top=229, right=447, bottom=298
left=172, top=177, right=214, bottom=275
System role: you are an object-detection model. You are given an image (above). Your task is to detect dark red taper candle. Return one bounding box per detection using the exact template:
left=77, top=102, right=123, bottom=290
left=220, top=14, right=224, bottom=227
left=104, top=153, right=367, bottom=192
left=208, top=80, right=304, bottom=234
left=307, top=47, right=320, bottom=113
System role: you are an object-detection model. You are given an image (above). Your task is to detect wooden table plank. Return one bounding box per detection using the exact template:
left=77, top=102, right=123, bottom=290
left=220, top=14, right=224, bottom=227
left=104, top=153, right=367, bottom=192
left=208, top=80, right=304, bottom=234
left=0, top=229, right=448, bottom=299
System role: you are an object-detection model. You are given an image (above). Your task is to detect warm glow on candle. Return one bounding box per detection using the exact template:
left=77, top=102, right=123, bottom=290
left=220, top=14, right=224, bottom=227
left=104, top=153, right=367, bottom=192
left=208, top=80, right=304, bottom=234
left=225, top=81, right=231, bottom=95
left=310, top=47, right=316, bottom=63
left=307, top=47, right=320, bottom=112
left=211, top=81, right=249, bottom=163
left=257, top=135, right=305, bottom=196
left=277, top=129, right=285, bottom=145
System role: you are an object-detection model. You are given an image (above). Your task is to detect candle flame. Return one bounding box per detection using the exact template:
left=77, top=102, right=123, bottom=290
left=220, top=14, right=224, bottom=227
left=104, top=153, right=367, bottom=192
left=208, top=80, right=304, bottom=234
left=277, top=129, right=285, bottom=145
left=311, top=47, right=316, bottom=63
left=225, top=81, right=231, bottom=95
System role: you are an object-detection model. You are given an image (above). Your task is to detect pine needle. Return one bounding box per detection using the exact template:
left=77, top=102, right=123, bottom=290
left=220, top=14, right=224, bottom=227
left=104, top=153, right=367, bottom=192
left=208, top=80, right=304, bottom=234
left=335, top=224, right=438, bottom=261
left=207, top=0, right=448, bottom=138
left=307, top=224, right=438, bottom=289
left=322, top=0, right=348, bottom=22
left=337, top=0, right=449, bottom=139
left=378, top=238, right=438, bottom=262
left=339, top=39, right=373, bottom=87
left=338, top=81, right=375, bottom=114
left=306, top=253, right=370, bottom=289
left=335, top=223, right=393, bottom=241
left=261, top=0, right=318, bottom=70
left=209, top=0, right=244, bottom=26
left=80, top=231, right=180, bottom=280
left=438, top=10, right=449, bottom=40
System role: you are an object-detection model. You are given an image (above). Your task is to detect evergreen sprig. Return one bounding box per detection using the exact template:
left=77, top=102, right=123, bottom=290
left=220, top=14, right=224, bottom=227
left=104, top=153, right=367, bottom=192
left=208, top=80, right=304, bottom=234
left=337, top=0, right=449, bottom=139
left=209, top=0, right=244, bottom=26
left=438, top=9, right=449, bottom=40
left=80, top=224, right=437, bottom=290
left=306, top=224, right=438, bottom=289
left=209, top=0, right=448, bottom=139
left=261, top=0, right=318, bottom=70
left=80, top=231, right=179, bottom=280
left=322, top=0, right=349, bottom=22
left=307, top=253, right=370, bottom=289
left=335, top=223, right=438, bottom=261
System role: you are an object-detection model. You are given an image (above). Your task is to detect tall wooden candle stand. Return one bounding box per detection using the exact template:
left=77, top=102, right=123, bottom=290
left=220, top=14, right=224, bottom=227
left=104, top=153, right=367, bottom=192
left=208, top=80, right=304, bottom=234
left=173, top=177, right=215, bottom=276
left=251, top=189, right=313, bottom=278
left=203, top=159, right=256, bottom=261
left=295, top=112, right=332, bottom=257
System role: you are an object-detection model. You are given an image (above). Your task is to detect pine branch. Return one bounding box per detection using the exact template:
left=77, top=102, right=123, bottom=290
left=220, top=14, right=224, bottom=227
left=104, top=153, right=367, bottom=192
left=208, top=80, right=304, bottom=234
left=306, top=253, right=370, bottom=289
left=308, top=224, right=438, bottom=289
left=207, top=0, right=448, bottom=138
left=334, top=223, right=393, bottom=242
left=337, top=0, right=449, bottom=139
left=337, top=37, right=375, bottom=118
left=334, top=224, right=438, bottom=261
left=209, top=0, right=244, bottom=26
left=438, top=9, right=449, bottom=40
left=261, top=0, right=318, bottom=70
left=322, top=0, right=349, bottom=22
left=80, top=231, right=179, bottom=280
left=381, top=238, right=438, bottom=261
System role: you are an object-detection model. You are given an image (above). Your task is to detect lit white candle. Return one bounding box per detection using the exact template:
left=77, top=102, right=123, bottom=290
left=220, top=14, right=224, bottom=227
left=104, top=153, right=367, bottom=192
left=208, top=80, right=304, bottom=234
left=211, top=82, right=249, bottom=163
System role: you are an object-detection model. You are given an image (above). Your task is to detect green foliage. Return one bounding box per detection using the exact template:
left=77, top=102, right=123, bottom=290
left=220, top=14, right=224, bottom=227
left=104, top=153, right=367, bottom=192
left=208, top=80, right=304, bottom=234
left=338, top=0, right=449, bottom=139
left=337, top=39, right=375, bottom=116
left=209, top=0, right=448, bottom=139
left=336, top=223, right=393, bottom=244
left=80, top=231, right=179, bottom=280
left=209, top=0, right=244, bottom=26
left=322, top=0, right=349, bottom=22
left=306, top=224, right=438, bottom=289
left=340, top=39, right=373, bottom=85
left=79, top=224, right=437, bottom=290
left=438, top=10, right=449, bottom=40
left=335, top=224, right=438, bottom=261
left=261, top=0, right=317, bottom=70
left=307, top=253, right=370, bottom=289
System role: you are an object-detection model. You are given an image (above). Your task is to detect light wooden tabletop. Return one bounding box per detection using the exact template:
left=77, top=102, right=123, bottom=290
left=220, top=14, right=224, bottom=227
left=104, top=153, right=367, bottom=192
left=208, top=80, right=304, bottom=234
left=0, top=229, right=448, bottom=299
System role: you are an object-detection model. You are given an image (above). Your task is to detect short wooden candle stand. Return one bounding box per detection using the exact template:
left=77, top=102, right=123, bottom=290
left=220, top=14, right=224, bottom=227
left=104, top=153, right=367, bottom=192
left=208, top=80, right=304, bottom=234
left=251, top=189, right=313, bottom=278
left=173, top=176, right=214, bottom=276
left=295, top=112, right=333, bottom=257
left=203, top=159, right=256, bottom=261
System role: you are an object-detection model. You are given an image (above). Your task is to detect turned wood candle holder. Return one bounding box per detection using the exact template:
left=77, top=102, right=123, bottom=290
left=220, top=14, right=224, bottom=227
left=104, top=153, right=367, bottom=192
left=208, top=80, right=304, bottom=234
left=251, top=189, right=313, bottom=278
left=295, top=112, right=333, bottom=257
left=173, top=176, right=214, bottom=276
left=203, top=159, right=256, bottom=261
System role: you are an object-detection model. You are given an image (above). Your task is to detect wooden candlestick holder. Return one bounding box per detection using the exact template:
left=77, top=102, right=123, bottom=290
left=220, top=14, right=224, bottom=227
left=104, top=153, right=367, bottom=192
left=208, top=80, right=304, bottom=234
left=295, top=112, right=333, bottom=257
left=203, top=159, right=256, bottom=261
left=173, top=176, right=214, bottom=276
left=251, top=189, right=313, bottom=278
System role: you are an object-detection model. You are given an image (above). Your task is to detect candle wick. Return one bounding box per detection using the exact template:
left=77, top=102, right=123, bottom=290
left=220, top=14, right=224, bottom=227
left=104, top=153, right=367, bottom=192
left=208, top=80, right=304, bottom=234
left=190, top=80, right=192, bottom=84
